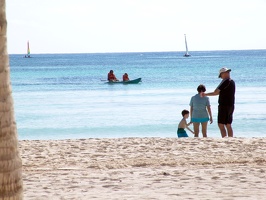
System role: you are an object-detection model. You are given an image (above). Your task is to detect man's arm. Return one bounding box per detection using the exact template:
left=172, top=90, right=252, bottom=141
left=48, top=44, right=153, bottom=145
left=203, top=88, right=220, bottom=97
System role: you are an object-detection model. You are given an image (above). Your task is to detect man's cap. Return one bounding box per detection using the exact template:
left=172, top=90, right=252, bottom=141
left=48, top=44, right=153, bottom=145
left=218, top=67, right=231, bottom=78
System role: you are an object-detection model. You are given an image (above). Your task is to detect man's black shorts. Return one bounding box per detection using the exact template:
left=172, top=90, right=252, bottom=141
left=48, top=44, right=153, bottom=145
left=218, top=105, right=234, bottom=124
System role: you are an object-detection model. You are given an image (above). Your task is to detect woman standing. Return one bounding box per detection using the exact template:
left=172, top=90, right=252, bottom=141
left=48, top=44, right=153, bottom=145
left=190, top=84, right=213, bottom=137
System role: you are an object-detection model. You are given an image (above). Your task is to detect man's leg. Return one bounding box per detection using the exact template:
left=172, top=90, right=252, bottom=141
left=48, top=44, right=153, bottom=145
left=226, top=106, right=234, bottom=137
left=218, top=123, right=227, bottom=138
left=226, top=124, right=233, bottom=137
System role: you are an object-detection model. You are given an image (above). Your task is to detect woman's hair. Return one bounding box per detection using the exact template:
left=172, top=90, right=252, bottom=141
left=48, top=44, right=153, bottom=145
left=181, top=109, right=189, bottom=116
left=197, top=84, right=206, bottom=93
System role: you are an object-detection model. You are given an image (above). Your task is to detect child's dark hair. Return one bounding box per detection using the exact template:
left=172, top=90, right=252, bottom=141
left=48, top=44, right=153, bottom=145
left=197, top=84, right=206, bottom=93
left=181, top=109, right=189, bottom=117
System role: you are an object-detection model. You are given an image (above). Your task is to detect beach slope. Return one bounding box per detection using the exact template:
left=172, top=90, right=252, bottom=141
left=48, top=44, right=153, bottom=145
left=20, top=137, right=266, bottom=199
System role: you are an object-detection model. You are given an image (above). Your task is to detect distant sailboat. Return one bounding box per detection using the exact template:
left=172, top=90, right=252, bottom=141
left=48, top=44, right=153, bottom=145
left=24, top=41, right=31, bottom=58
left=183, top=34, right=191, bottom=57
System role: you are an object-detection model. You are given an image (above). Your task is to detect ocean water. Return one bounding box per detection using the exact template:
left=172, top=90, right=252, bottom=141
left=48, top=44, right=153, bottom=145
left=9, top=50, right=266, bottom=140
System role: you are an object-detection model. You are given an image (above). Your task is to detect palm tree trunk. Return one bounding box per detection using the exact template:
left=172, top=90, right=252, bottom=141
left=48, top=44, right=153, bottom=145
left=0, top=1, right=23, bottom=199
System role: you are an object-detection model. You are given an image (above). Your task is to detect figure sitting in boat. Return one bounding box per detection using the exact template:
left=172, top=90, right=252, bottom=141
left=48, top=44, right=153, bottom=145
left=107, top=70, right=119, bottom=82
left=106, top=70, right=141, bottom=84
left=123, top=73, right=129, bottom=82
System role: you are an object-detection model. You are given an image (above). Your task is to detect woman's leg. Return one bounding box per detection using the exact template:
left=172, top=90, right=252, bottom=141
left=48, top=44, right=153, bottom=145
left=193, top=122, right=200, bottom=137
left=201, top=122, right=208, bottom=137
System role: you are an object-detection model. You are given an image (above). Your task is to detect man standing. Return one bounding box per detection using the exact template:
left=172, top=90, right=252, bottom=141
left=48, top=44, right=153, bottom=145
left=202, top=67, right=235, bottom=137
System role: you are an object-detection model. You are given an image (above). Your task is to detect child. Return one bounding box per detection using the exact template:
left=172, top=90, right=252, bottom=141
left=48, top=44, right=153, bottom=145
left=177, top=109, right=194, bottom=137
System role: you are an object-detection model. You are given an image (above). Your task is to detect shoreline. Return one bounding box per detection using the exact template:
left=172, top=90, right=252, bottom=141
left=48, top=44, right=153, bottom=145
left=20, top=137, right=266, bottom=199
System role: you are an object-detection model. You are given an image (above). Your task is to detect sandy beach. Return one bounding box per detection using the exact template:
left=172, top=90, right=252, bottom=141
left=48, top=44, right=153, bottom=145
left=19, top=137, right=266, bottom=199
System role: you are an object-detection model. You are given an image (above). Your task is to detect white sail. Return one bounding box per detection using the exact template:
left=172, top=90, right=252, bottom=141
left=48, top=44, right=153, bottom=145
left=184, top=34, right=190, bottom=57
left=24, top=41, right=31, bottom=58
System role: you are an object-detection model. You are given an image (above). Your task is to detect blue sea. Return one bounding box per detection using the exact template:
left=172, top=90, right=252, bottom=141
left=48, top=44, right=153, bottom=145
left=9, top=50, right=266, bottom=140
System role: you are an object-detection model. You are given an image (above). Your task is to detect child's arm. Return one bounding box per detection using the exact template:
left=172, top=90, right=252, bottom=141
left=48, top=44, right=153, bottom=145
left=186, top=123, right=194, bottom=134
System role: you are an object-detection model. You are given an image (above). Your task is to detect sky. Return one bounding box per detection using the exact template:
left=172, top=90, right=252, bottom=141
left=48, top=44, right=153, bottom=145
left=6, top=0, right=266, bottom=54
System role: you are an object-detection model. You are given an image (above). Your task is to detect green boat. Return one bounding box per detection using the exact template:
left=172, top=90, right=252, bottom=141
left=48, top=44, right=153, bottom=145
left=107, top=78, right=142, bottom=84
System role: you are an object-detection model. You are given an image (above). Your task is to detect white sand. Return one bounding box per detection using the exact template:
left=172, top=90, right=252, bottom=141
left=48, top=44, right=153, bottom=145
left=20, top=137, right=266, bottom=199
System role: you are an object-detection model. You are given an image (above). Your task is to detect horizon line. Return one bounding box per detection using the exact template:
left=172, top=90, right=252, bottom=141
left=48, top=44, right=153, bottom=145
left=9, top=48, right=266, bottom=55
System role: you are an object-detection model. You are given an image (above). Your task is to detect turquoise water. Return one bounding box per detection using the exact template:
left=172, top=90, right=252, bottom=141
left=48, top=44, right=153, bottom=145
left=9, top=50, right=266, bottom=140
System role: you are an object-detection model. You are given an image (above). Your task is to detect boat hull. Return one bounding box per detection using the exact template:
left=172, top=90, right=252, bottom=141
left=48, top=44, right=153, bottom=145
left=108, top=78, right=142, bottom=84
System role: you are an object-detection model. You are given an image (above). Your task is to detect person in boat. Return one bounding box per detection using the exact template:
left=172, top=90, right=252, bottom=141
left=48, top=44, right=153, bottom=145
left=107, top=70, right=118, bottom=82
left=123, top=73, right=129, bottom=82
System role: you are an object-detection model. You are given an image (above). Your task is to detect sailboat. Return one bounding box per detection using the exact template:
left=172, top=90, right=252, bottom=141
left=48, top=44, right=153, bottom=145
left=183, top=34, right=191, bottom=57
left=24, top=41, right=31, bottom=58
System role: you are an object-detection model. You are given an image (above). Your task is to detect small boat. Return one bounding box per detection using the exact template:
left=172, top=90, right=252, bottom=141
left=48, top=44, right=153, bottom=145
left=183, top=34, right=191, bottom=57
left=107, top=78, right=142, bottom=84
left=24, top=41, right=31, bottom=58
